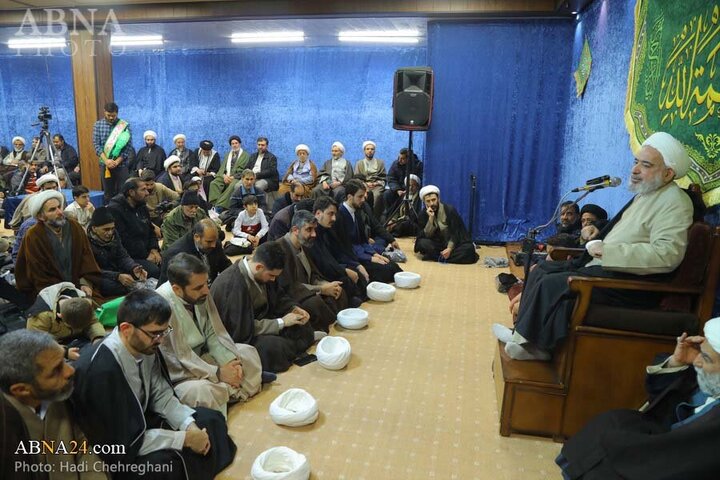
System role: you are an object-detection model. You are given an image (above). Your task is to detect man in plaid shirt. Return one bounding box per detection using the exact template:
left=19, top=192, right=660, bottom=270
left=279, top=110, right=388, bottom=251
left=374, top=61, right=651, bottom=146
left=92, top=102, right=132, bottom=203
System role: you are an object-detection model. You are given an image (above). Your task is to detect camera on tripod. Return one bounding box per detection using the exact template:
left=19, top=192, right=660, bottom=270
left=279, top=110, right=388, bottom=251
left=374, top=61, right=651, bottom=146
left=37, top=106, right=52, bottom=123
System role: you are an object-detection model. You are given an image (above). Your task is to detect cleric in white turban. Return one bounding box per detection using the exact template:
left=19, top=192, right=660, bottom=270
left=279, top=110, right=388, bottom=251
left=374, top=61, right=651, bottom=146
left=355, top=140, right=387, bottom=216
left=558, top=316, right=720, bottom=479
left=157, top=155, right=184, bottom=193
left=136, top=129, right=167, bottom=175
left=313, top=141, right=352, bottom=198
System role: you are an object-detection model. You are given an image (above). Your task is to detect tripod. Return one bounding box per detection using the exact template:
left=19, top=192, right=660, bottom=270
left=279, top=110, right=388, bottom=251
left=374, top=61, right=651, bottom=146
left=13, top=109, right=72, bottom=196
left=384, top=130, right=420, bottom=228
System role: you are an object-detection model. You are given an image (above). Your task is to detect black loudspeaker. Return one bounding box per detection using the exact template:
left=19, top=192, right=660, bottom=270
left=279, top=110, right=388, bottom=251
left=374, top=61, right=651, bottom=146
left=393, top=67, right=434, bottom=131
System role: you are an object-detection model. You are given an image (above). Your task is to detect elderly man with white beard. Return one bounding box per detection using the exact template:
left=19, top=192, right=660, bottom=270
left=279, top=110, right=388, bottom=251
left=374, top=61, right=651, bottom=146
left=557, top=317, right=720, bottom=479
left=493, top=132, right=694, bottom=361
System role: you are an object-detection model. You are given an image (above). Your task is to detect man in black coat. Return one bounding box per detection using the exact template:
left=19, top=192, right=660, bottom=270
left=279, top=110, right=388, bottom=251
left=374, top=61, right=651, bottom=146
left=107, top=178, right=162, bottom=279
left=158, top=219, right=231, bottom=286
left=245, top=137, right=279, bottom=193
left=414, top=185, right=479, bottom=264
left=52, top=133, right=81, bottom=186
left=271, top=180, right=305, bottom=216
left=558, top=319, right=720, bottom=480
left=87, top=206, right=148, bottom=297
left=383, top=148, right=424, bottom=220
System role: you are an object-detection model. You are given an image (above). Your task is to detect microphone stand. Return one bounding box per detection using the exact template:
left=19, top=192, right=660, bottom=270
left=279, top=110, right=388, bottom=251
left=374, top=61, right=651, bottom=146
left=384, top=130, right=419, bottom=228
left=520, top=188, right=594, bottom=280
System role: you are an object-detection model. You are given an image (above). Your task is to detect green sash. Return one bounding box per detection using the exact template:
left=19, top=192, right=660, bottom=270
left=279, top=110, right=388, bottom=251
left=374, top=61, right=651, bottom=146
left=101, top=119, right=130, bottom=164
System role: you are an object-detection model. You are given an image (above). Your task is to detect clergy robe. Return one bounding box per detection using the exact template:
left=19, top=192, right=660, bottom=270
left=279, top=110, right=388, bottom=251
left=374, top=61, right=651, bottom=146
left=277, top=234, right=347, bottom=332
left=169, top=148, right=199, bottom=177
left=559, top=355, right=720, bottom=480
left=1, top=393, right=108, bottom=480
left=72, top=330, right=236, bottom=480
left=208, top=150, right=250, bottom=208
left=157, top=282, right=262, bottom=416
left=134, top=145, right=167, bottom=176
left=156, top=170, right=185, bottom=194
left=313, top=158, right=354, bottom=199
left=334, top=203, right=402, bottom=283
left=414, top=202, right=479, bottom=264
left=210, top=259, right=314, bottom=373
left=514, top=181, right=694, bottom=350
left=15, top=219, right=102, bottom=298
left=191, top=149, right=221, bottom=195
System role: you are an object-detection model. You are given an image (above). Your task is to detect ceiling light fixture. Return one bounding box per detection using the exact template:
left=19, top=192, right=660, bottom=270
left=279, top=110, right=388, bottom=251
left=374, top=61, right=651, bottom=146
left=111, top=35, right=164, bottom=46
left=231, top=31, right=305, bottom=43
left=7, top=37, right=67, bottom=49
left=338, top=29, right=420, bottom=44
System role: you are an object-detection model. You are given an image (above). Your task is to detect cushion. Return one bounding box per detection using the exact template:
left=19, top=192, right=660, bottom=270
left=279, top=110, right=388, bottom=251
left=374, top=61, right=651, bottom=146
left=584, top=305, right=699, bottom=336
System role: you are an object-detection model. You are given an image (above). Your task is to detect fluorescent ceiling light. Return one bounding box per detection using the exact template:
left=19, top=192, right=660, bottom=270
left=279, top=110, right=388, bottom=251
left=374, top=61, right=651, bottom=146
left=231, top=31, right=305, bottom=43
left=112, top=35, right=164, bottom=46
left=8, top=37, right=66, bottom=49
left=338, top=30, right=420, bottom=44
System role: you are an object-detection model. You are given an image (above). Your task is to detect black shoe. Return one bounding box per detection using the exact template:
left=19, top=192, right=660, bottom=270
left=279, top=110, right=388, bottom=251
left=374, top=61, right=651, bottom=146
left=261, top=371, right=277, bottom=384
left=349, top=296, right=363, bottom=308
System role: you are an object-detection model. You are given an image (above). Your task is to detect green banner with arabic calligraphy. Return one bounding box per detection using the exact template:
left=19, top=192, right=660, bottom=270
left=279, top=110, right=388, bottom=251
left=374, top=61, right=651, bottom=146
left=625, top=0, right=720, bottom=205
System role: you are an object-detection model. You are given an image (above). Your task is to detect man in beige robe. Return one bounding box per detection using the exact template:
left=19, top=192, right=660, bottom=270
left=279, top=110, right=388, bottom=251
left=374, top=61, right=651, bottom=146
left=157, top=253, right=262, bottom=417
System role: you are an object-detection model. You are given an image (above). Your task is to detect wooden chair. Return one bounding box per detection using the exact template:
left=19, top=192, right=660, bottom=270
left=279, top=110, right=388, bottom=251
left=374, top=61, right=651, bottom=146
left=493, top=221, right=720, bottom=441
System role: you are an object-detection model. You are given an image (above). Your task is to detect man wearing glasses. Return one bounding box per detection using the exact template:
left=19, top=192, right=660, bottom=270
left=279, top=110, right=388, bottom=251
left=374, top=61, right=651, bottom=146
left=72, top=289, right=237, bottom=480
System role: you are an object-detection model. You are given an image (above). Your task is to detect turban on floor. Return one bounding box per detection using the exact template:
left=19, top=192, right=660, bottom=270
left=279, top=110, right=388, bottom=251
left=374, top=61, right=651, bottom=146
left=419, top=185, right=440, bottom=200
left=580, top=204, right=608, bottom=220
left=90, top=206, right=115, bottom=227
left=704, top=317, right=720, bottom=354
left=642, top=132, right=691, bottom=178
left=37, top=173, right=59, bottom=188
left=143, top=130, right=157, bottom=140
left=331, top=141, right=345, bottom=153
left=295, top=144, right=310, bottom=155
left=173, top=133, right=186, bottom=142
left=199, top=140, right=213, bottom=150
left=362, top=140, right=376, bottom=149
left=29, top=190, right=64, bottom=218
left=269, top=389, right=319, bottom=427
left=12, top=136, right=26, bottom=146
left=164, top=155, right=181, bottom=170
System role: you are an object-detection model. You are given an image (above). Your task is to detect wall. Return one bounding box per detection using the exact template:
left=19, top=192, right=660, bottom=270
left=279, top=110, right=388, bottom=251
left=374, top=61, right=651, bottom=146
left=426, top=20, right=575, bottom=242
left=559, top=0, right=638, bottom=216
left=0, top=54, right=77, bottom=151
left=112, top=46, right=427, bottom=174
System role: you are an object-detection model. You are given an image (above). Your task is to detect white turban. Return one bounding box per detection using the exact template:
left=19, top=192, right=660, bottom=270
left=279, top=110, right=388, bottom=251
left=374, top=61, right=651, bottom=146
left=332, top=141, right=345, bottom=153
left=407, top=174, right=421, bottom=185
left=642, top=132, right=691, bottom=178
left=143, top=130, right=157, bottom=140
left=29, top=190, right=64, bottom=218
left=419, top=185, right=440, bottom=200
left=295, top=144, right=310, bottom=155
left=173, top=133, right=186, bottom=142
left=164, top=155, right=180, bottom=170
left=12, top=136, right=26, bottom=146
left=362, top=140, right=376, bottom=149
left=190, top=176, right=202, bottom=183
left=704, top=317, right=720, bottom=354
left=37, top=173, right=59, bottom=188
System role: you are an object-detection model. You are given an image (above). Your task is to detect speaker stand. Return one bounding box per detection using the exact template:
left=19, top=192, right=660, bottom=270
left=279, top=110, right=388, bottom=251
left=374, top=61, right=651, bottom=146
left=384, top=130, right=420, bottom=228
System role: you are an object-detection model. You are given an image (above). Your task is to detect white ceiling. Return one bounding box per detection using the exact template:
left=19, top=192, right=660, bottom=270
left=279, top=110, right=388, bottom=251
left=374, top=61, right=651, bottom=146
left=0, top=17, right=429, bottom=51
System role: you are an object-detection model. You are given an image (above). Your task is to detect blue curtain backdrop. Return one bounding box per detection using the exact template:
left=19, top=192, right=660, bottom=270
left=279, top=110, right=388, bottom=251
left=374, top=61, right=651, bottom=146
left=113, top=46, right=426, bottom=174
left=0, top=54, right=77, bottom=150
left=426, top=20, right=574, bottom=242
left=559, top=0, right=637, bottom=218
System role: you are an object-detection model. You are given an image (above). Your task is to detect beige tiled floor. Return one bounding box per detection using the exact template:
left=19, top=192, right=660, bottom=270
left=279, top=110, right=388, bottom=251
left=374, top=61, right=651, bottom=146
left=220, top=239, right=561, bottom=479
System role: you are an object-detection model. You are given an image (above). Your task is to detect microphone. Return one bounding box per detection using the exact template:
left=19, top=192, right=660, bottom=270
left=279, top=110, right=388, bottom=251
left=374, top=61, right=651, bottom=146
left=585, top=175, right=610, bottom=186
left=571, top=177, right=622, bottom=192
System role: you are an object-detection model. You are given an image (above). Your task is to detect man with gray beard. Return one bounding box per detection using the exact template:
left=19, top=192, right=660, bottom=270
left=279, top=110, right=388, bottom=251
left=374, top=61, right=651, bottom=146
left=493, top=132, right=694, bottom=360
left=557, top=317, right=720, bottom=479
left=15, top=190, right=102, bottom=299
left=0, top=330, right=107, bottom=479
